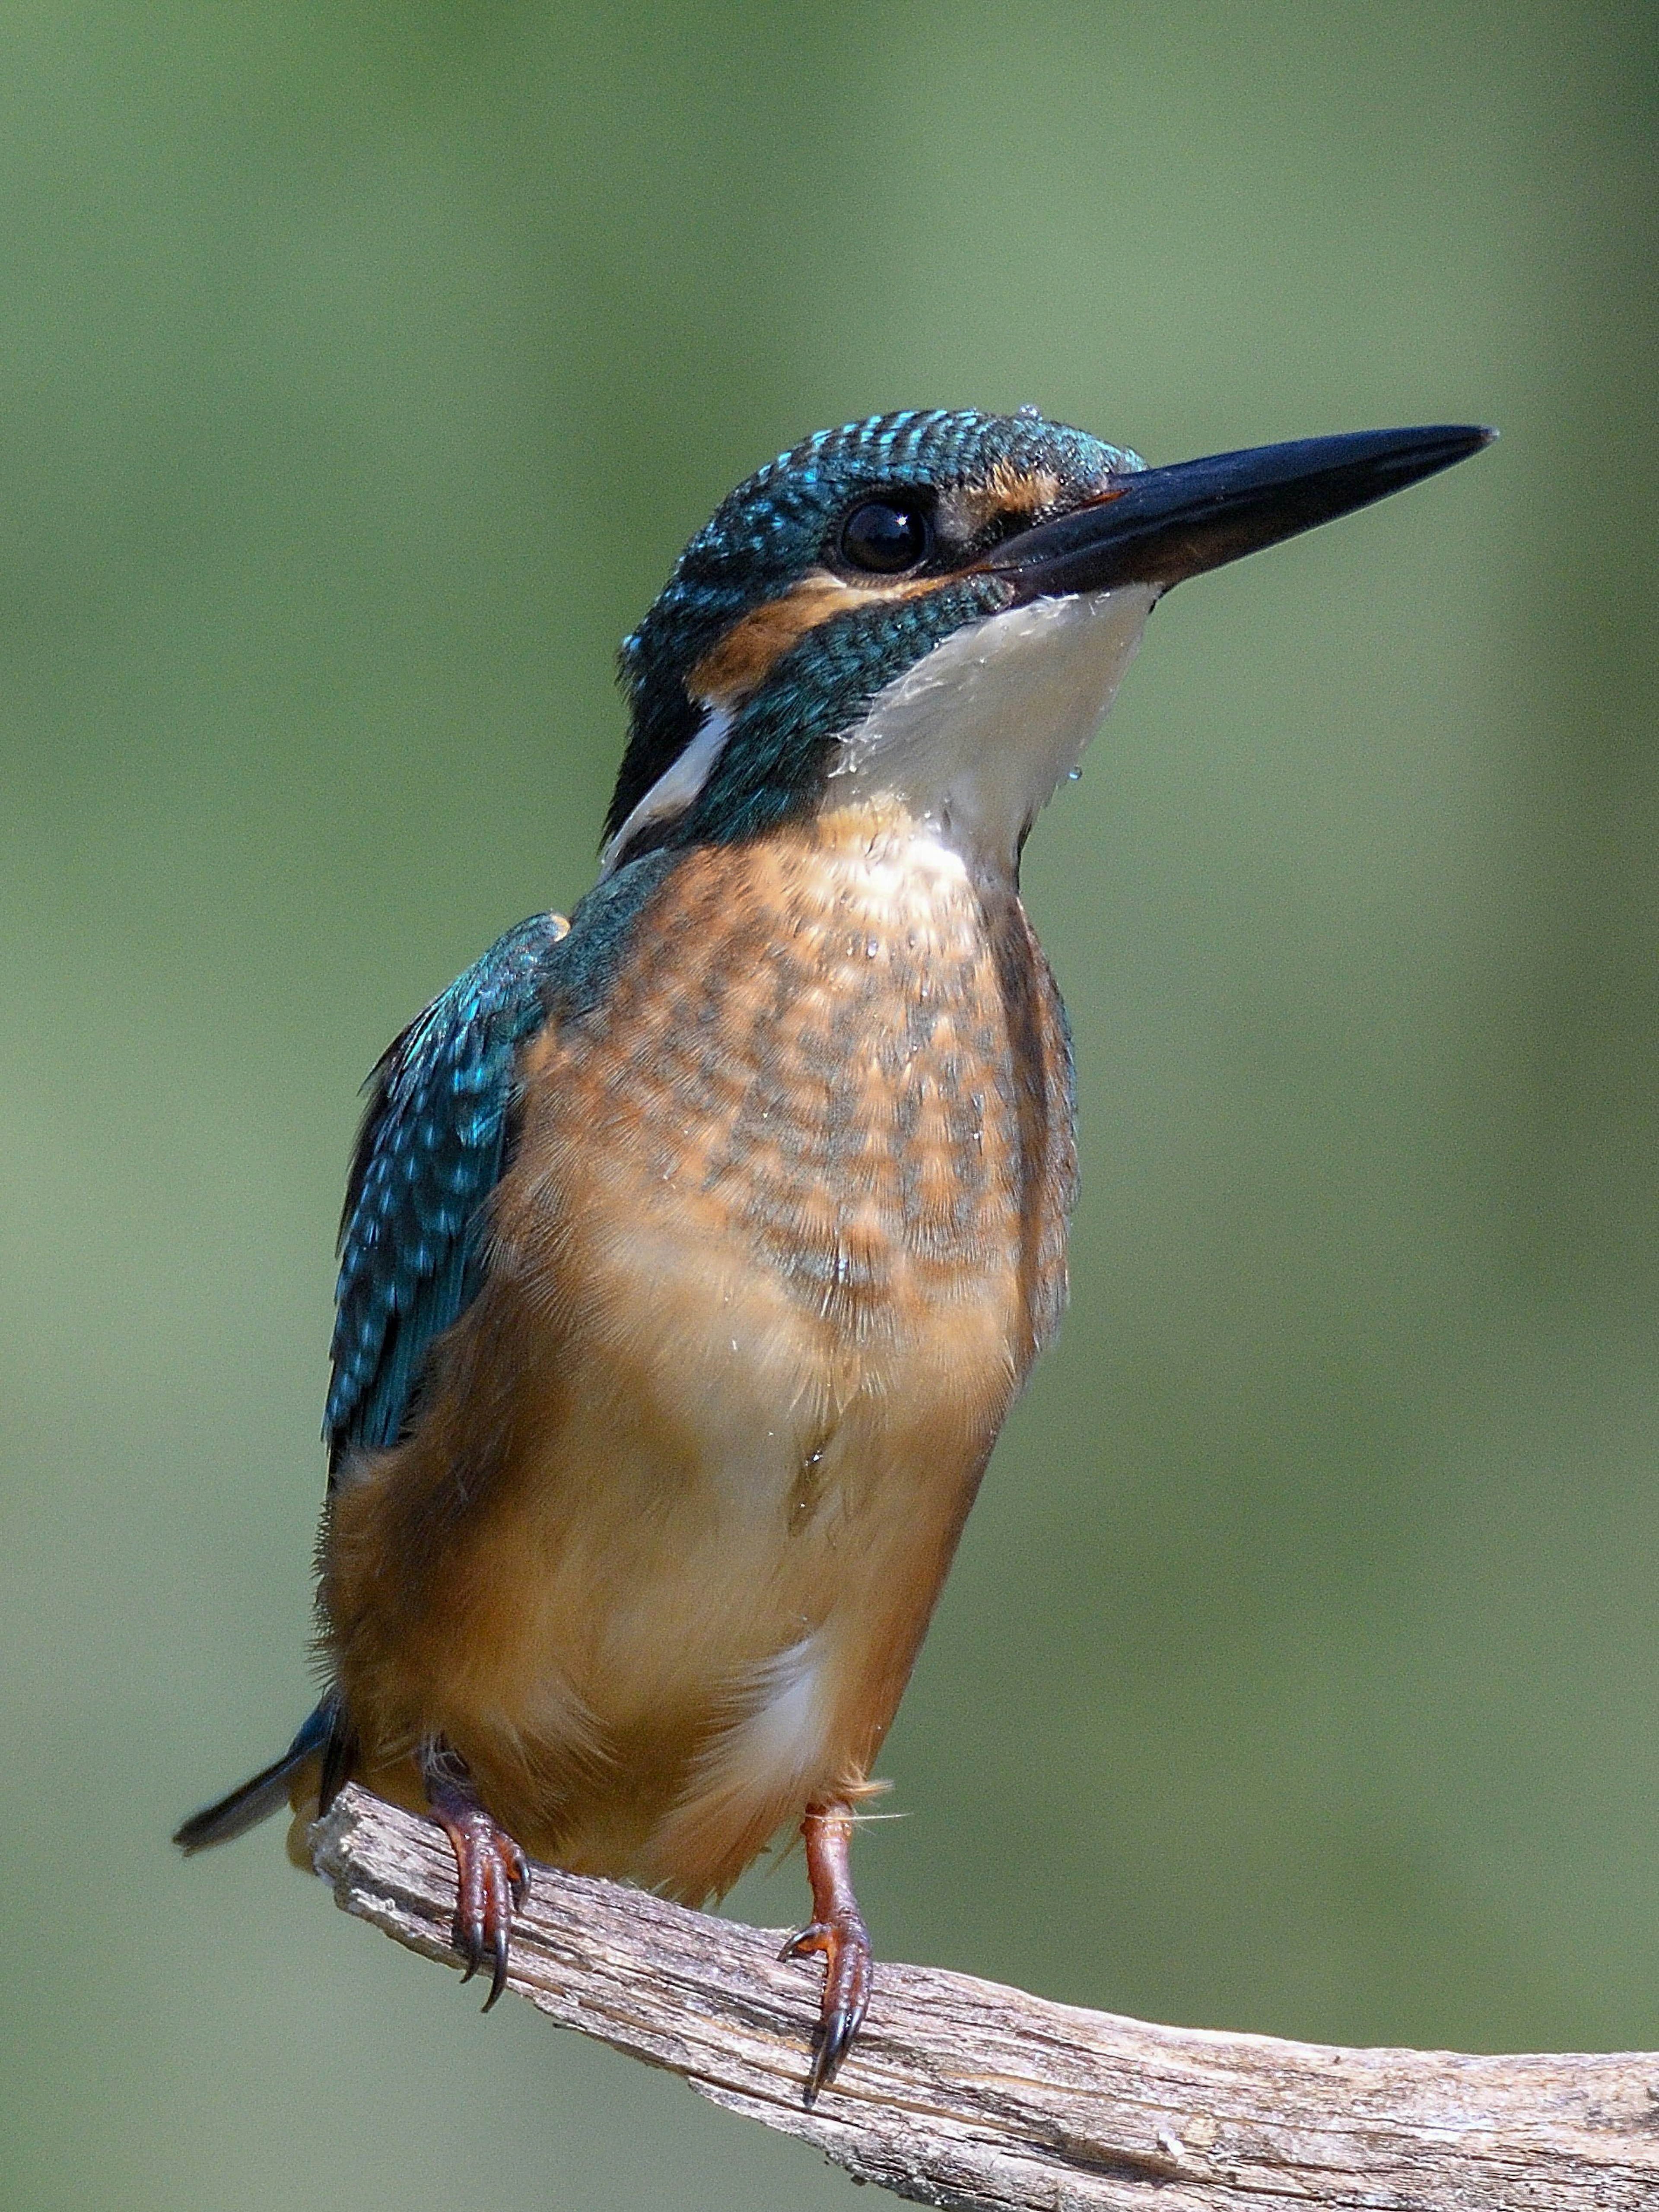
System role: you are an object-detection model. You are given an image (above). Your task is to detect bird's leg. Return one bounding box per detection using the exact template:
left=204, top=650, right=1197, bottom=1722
left=418, top=1739, right=529, bottom=2012
left=779, top=1799, right=873, bottom=2104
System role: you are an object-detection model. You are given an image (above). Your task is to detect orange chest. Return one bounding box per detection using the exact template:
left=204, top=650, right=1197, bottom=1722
left=501, top=813, right=1078, bottom=1366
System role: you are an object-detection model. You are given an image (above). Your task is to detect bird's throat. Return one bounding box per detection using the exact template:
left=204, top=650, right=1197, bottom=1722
left=826, top=582, right=1157, bottom=882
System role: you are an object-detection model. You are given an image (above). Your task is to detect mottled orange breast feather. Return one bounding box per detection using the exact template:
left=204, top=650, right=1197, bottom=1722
left=321, top=802, right=1076, bottom=1904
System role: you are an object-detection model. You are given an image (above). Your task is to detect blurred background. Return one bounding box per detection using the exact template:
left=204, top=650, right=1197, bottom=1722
left=1, top=2, right=1655, bottom=2205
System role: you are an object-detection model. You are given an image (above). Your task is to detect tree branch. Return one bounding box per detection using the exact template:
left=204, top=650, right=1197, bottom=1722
left=311, top=1783, right=1659, bottom=2210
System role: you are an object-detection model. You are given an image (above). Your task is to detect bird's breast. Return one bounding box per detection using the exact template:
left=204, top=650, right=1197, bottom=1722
left=510, top=803, right=1076, bottom=1390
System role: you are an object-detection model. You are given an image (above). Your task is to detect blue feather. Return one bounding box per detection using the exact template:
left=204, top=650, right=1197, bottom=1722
left=324, top=909, right=567, bottom=1473
left=323, top=854, right=678, bottom=1479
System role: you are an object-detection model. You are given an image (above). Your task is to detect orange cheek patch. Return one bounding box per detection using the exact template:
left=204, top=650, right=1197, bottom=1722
left=689, top=569, right=944, bottom=707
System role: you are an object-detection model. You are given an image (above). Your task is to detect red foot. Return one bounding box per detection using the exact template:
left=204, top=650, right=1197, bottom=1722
left=779, top=1803, right=874, bottom=2105
left=423, top=1750, right=529, bottom=2011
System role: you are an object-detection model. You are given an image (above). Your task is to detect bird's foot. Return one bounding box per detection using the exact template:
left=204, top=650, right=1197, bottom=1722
left=779, top=1801, right=873, bottom=2105
left=421, top=1745, right=529, bottom=2012
left=781, top=1911, right=873, bottom=2104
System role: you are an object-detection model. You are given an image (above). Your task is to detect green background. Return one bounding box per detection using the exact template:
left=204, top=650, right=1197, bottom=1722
left=2, top=3, right=1656, bottom=2206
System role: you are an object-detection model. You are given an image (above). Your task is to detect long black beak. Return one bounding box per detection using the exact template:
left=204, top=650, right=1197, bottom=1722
left=989, top=424, right=1495, bottom=598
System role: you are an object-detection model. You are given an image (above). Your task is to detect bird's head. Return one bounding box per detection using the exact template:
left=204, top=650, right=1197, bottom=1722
left=605, top=406, right=1491, bottom=882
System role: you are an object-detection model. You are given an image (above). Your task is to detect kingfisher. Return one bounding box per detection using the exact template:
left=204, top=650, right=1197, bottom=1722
left=176, top=406, right=1491, bottom=2101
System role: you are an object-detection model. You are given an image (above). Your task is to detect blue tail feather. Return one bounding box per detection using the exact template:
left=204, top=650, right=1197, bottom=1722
left=173, top=1698, right=339, bottom=1853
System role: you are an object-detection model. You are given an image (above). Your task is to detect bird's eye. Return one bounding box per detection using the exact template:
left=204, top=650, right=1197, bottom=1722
left=838, top=498, right=931, bottom=574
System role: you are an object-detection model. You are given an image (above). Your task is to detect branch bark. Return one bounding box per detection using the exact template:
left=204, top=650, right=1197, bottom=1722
left=310, top=1783, right=1659, bottom=2210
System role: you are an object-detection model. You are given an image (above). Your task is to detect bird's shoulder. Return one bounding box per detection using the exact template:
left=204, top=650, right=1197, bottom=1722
left=324, top=852, right=679, bottom=1474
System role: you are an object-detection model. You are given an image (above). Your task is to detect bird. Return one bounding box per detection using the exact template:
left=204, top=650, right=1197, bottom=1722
left=175, top=405, right=1492, bottom=2101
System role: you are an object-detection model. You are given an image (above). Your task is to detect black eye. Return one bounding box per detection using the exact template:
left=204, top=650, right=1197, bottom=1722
left=838, top=498, right=931, bottom=574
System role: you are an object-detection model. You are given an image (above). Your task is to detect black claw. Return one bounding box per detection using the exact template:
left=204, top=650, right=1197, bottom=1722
left=483, top=1913, right=510, bottom=2012
left=804, top=2012, right=849, bottom=2106
left=804, top=1976, right=869, bottom=2104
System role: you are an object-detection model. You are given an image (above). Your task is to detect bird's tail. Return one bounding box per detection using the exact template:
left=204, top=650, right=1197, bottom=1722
left=173, top=1696, right=343, bottom=1853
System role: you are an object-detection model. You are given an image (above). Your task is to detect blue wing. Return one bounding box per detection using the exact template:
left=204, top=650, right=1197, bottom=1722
left=324, top=909, right=570, bottom=1477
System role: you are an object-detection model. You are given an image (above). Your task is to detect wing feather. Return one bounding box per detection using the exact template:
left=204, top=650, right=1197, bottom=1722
left=324, top=910, right=569, bottom=1476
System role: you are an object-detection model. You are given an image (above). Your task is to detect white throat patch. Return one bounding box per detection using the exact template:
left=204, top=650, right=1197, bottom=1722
left=827, top=583, right=1157, bottom=878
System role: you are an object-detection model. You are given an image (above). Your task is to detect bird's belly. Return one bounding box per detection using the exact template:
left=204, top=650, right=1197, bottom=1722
left=426, top=1169, right=1020, bottom=1895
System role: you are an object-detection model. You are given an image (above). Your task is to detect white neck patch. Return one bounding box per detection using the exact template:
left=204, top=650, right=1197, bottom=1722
left=826, top=583, right=1157, bottom=879
left=599, top=703, right=735, bottom=877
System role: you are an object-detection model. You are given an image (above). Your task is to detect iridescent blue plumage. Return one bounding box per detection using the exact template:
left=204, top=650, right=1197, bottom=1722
left=324, top=910, right=569, bottom=1473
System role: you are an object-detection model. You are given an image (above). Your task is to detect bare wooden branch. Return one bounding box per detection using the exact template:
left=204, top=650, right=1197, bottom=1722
left=310, top=1783, right=1659, bottom=2210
